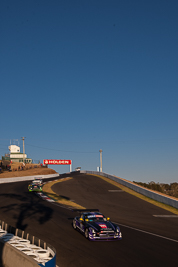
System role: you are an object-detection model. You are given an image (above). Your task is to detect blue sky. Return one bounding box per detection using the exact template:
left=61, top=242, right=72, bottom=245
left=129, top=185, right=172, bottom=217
left=1, top=0, right=178, bottom=183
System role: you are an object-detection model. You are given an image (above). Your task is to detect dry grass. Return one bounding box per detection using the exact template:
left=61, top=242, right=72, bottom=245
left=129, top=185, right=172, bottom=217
left=42, top=178, right=85, bottom=209
left=0, top=164, right=57, bottom=178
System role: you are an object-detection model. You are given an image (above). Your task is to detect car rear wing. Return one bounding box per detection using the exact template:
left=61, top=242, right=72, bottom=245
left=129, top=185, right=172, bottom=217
left=72, top=209, right=99, bottom=213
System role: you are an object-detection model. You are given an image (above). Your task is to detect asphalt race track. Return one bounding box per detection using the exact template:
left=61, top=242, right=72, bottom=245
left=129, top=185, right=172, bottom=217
left=0, top=173, right=178, bottom=267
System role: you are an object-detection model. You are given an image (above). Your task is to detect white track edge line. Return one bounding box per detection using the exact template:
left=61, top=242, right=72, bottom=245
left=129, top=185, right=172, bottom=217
left=115, top=222, right=178, bottom=243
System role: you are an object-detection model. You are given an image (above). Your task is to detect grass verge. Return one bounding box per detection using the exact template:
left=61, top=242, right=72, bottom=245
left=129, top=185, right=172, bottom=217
left=89, top=174, right=178, bottom=215
left=42, top=177, right=85, bottom=209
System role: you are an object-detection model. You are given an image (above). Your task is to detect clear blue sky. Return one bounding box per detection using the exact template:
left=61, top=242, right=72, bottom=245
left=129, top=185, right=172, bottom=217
left=1, top=0, right=178, bottom=183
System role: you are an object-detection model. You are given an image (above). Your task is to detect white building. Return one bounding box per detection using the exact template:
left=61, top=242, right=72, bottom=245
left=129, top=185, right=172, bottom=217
left=8, top=145, right=32, bottom=163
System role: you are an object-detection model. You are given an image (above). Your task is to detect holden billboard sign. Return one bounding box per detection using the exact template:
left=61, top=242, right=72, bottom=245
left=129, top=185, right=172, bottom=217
left=43, top=159, right=71, bottom=165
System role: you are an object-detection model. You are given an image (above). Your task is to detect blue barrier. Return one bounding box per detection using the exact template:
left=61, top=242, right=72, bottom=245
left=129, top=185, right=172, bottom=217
left=39, top=254, right=56, bottom=267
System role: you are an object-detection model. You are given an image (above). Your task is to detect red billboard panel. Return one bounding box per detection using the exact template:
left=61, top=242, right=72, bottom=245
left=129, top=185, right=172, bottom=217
left=43, top=159, right=71, bottom=165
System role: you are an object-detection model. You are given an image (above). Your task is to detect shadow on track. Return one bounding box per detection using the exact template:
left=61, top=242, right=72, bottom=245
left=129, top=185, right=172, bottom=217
left=0, top=192, right=53, bottom=230
left=0, top=191, right=53, bottom=265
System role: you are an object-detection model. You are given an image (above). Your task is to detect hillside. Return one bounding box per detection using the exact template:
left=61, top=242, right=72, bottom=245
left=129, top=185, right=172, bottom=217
left=0, top=162, right=57, bottom=178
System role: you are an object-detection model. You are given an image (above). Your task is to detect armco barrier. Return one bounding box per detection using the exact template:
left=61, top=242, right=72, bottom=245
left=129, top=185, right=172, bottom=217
left=81, top=171, right=178, bottom=209
left=0, top=220, right=56, bottom=267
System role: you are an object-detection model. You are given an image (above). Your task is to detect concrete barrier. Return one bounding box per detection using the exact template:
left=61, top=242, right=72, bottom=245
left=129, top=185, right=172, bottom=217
left=0, top=219, right=56, bottom=267
left=0, top=240, right=39, bottom=267
left=81, top=171, right=178, bottom=209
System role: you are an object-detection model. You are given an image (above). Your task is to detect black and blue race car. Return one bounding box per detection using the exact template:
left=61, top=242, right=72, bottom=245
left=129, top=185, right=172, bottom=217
left=72, top=209, right=122, bottom=241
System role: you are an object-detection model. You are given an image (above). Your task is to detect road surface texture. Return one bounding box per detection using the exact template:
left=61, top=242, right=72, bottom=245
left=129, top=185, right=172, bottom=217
left=0, top=173, right=177, bottom=267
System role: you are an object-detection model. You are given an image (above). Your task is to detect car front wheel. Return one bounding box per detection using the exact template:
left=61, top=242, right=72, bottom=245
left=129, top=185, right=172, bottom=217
left=85, top=228, right=89, bottom=239
left=73, top=220, right=77, bottom=230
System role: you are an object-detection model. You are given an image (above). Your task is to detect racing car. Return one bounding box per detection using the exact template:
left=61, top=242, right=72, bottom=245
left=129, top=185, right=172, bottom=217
left=28, top=183, right=42, bottom=192
left=32, top=178, right=43, bottom=185
left=72, top=209, right=122, bottom=241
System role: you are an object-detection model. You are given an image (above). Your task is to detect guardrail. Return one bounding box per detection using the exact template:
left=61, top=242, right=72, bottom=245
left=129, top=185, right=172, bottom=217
left=81, top=171, right=178, bottom=209
left=0, top=219, right=56, bottom=267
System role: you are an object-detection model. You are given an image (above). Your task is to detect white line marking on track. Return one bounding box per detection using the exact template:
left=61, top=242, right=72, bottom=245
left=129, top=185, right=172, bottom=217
left=36, top=192, right=74, bottom=210
left=153, top=215, right=178, bottom=218
left=115, top=222, right=178, bottom=243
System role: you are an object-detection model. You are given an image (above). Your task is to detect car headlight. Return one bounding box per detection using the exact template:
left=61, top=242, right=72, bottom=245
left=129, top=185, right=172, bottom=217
left=90, top=228, right=96, bottom=236
left=91, top=228, right=96, bottom=233
left=116, top=227, right=120, bottom=233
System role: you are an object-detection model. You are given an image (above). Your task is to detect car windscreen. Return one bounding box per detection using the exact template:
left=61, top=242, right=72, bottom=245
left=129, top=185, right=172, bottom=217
left=86, top=215, right=106, bottom=222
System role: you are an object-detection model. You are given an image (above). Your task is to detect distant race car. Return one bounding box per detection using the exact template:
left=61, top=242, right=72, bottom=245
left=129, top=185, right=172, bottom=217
left=32, top=178, right=43, bottom=185
left=72, top=209, right=122, bottom=241
left=28, top=183, right=42, bottom=192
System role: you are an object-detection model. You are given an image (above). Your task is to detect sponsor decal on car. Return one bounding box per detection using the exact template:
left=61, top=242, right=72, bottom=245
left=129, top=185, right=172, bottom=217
left=88, top=215, right=103, bottom=218
left=98, top=224, right=107, bottom=228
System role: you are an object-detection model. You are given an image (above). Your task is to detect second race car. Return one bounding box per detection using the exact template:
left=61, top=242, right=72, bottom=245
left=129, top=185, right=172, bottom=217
left=73, top=209, right=122, bottom=241
left=31, top=178, right=43, bottom=185
left=28, top=183, right=42, bottom=192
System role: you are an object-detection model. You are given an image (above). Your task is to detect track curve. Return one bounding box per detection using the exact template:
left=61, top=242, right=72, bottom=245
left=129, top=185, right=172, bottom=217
left=0, top=173, right=177, bottom=267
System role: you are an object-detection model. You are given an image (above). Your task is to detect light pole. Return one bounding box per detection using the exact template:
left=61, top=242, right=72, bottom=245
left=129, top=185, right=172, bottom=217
left=99, top=149, right=102, bottom=172
left=70, top=160, right=72, bottom=172
left=21, top=137, right=26, bottom=163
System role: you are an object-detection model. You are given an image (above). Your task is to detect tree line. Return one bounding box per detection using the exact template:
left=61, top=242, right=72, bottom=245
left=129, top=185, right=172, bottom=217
left=133, top=181, right=178, bottom=198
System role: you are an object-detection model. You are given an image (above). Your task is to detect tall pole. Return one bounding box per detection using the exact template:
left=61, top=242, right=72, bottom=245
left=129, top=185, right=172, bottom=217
left=99, top=149, right=102, bottom=172
left=70, top=160, right=72, bottom=172
left=21, top=137, right=26, bottom=163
